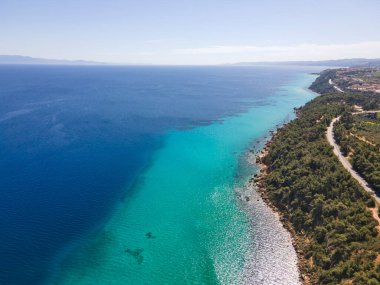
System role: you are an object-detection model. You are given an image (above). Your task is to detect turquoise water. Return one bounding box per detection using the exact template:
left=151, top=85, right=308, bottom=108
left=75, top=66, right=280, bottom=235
left=54, top=74, right=316, bottom=285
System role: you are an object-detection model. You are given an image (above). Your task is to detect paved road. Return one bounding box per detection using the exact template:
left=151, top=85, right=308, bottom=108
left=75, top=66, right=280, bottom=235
left=328, top=78, right=344, bottom=93
left=326, top=115, right=380, bottom=204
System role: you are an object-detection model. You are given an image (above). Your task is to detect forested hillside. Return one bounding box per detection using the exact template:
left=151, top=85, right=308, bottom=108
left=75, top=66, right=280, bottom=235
left=335, top=112, right=380, bottom=194
left=262, top=86, right=380, bottom=284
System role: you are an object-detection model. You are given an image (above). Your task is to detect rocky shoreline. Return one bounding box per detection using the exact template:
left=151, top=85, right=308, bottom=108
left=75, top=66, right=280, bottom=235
left=249, top=119, right=311, bottom=285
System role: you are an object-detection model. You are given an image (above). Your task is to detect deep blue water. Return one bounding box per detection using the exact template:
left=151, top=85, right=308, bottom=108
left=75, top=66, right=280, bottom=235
left=0, top=65, right=321, bottom=284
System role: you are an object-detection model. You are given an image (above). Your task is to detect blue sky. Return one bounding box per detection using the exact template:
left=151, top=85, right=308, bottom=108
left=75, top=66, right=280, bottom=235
left=1, top=0, right=380, bottom=64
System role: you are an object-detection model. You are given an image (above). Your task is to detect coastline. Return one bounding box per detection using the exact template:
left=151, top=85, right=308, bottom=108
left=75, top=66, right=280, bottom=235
left=55, top=73, right=317, bottom=285
left=251, top=75, right=380, bottom=284
left=250, top=110, right=311, bottom=285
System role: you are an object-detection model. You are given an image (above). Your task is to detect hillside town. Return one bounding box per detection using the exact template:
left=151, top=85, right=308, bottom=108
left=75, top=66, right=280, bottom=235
left=333, top=67, right=380, bottom=93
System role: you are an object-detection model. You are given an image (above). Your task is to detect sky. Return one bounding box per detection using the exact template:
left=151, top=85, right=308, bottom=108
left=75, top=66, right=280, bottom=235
left=1, top=0, right=380, bottom=65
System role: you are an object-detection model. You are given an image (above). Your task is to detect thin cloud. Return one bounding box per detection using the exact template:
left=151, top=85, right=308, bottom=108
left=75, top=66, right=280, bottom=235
left=173, top=42, right=380, bottom=61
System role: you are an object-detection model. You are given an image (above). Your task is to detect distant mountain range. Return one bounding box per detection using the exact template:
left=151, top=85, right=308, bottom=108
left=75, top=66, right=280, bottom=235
left=1, top=55, right=380, bottom=67
left=0, top=55, right=105, bottom=65
left=233, top=58, right=380, bottom=67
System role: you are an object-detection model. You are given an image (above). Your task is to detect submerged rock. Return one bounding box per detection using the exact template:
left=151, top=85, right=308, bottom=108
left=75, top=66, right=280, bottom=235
left=146, top=232, right=156, bottom=239
left=125, top=248, right=144, bottom=264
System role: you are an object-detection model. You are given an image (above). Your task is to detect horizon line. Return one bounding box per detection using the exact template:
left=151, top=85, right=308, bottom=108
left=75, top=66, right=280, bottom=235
left=1, top=54, right=380, bottom=67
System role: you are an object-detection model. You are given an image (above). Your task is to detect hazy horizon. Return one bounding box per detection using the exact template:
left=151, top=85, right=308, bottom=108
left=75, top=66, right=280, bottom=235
left=2, top=54, right=380, bottom=66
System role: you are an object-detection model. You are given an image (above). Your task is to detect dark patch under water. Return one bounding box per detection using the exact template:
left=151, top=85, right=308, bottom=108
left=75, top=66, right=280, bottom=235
left=125, top=248, right=144, bottom=265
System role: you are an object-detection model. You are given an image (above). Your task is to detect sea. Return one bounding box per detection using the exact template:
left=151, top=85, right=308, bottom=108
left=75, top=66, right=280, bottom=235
left=0, top=65, right=321, bottom=285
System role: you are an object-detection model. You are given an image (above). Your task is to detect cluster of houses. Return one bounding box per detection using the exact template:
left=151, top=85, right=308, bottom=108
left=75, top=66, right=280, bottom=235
left=335, top=67, right=380, bottom=94
left=347, top=83, right=380, bottom=94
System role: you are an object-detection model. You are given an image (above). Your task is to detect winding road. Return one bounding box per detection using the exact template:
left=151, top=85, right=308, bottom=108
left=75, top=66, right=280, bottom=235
left=326, top=112, right=380, bottom=205
left=328, top=78, right=344, bottom=93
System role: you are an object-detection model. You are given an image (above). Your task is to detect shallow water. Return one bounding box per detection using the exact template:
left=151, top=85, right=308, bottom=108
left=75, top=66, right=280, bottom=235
left=54, top=74, right=316, bottom=285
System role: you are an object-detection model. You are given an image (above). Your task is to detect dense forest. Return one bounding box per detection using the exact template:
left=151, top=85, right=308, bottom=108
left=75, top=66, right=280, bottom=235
left=262, top=78, right=380, bottom=284
left=335, top=113, right=380, bottom=194
left=309, top=69, right=336, bottom=94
